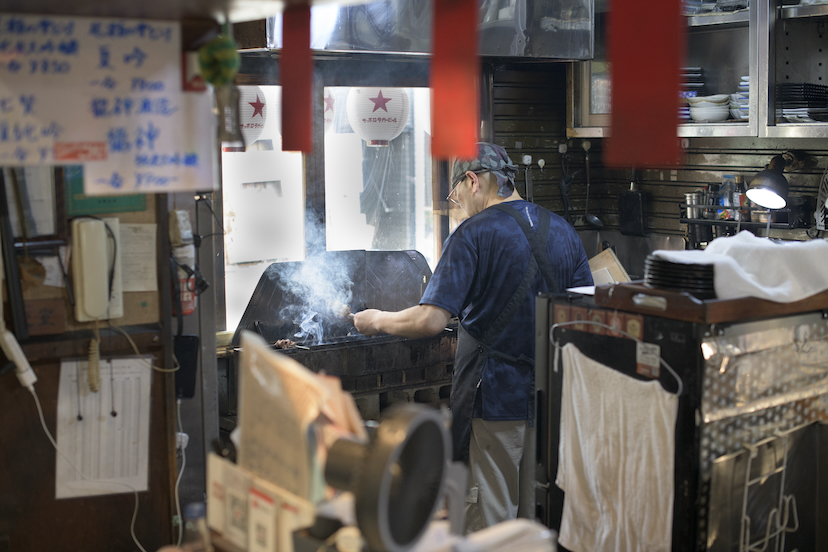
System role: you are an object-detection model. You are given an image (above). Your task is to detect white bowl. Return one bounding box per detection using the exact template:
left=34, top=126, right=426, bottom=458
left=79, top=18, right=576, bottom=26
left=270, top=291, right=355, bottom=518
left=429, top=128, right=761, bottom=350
left=690, top=100, right=728, bottom=108
left=687, top=94, right=731, bottom=105
left=690, top=106, right=730, bottom=122
left=730, top=108, right=748, bottom=120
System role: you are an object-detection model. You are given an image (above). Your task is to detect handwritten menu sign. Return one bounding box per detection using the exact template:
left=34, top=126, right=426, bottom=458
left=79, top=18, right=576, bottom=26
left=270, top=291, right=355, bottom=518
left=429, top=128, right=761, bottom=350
left=0, top=14, right=215, bottom=195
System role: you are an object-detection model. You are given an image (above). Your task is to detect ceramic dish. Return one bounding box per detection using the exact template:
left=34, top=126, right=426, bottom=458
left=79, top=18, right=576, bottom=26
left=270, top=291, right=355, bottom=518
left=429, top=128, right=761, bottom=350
left=690, top=100, right=728, bottom=107
left=687, top=94, right=730, bottom=105
left=690, top=106, right=730, bottom=122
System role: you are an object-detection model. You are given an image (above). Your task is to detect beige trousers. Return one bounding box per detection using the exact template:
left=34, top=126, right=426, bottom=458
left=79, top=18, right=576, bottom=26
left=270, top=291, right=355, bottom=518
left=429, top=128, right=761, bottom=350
left=463, top=418, right=534, bottom=534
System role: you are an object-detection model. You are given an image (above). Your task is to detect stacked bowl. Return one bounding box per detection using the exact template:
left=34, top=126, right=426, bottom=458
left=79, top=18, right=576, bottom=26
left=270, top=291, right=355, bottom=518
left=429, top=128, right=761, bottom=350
left=730, top=76, right=749, bottom=120
left=688, top=94, right=730, bottom=122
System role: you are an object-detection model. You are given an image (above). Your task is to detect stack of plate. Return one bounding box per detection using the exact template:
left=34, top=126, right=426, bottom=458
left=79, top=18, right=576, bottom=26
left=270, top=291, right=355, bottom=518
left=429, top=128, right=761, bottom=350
left=643, top=255, right=716, bottom=300
left=680, top=67, right=705, bottom=121
left=688, top=94, right=730, bottom=122
left=729, top=76, right=749, bottom=120
left=777, top=82, right=828, bottom=122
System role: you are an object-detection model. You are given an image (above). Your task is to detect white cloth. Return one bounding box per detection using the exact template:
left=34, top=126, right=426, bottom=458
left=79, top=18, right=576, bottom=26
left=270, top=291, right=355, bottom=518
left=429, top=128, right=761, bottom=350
left=653, top=231, right=828, bottom=302
left=556, top=343, right=678, bottom=552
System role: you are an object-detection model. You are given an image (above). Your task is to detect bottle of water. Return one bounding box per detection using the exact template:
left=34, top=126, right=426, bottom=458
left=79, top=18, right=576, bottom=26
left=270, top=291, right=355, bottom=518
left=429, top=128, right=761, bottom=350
left=182, top=502, right=212, bottom=552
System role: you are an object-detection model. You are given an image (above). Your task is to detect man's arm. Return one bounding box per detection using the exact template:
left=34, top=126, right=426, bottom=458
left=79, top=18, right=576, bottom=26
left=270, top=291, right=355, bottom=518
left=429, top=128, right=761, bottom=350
left=353, top=304, right=451, bottom=338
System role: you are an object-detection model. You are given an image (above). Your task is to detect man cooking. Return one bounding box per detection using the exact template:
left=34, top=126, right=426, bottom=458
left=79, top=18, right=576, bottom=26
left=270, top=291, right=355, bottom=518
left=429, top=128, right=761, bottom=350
left=354, top=142, right=593, bottom=532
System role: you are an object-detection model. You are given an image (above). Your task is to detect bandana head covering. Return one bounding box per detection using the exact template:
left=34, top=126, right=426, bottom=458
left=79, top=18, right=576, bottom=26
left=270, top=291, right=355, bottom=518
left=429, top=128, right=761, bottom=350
left=450, top=143, right=519, bottom=198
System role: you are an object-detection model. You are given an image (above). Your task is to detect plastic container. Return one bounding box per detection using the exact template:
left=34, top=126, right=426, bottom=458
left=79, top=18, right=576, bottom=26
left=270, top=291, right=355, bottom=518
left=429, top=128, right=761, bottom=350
left=182, top=502, right=211, bottom=552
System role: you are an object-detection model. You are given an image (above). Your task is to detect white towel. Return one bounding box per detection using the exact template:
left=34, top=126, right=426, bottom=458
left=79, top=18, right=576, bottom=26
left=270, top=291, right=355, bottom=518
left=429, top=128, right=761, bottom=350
left=556, top=343, right=678, bottom=552
left=653, top=231, right=828, bottom=302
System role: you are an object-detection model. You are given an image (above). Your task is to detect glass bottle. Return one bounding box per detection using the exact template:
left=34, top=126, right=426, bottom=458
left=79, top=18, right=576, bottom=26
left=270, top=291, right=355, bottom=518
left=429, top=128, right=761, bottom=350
left=182, top=502, right=212, bottom=552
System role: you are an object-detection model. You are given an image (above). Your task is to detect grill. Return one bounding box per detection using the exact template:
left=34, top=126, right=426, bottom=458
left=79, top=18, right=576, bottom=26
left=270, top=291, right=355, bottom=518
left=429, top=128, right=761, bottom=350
left=220, top=250, right=458, bottom=422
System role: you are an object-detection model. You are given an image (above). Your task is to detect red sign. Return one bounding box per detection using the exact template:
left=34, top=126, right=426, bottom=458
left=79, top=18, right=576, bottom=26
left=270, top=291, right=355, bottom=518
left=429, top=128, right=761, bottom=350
left=54, top=142, right=107, bottom=161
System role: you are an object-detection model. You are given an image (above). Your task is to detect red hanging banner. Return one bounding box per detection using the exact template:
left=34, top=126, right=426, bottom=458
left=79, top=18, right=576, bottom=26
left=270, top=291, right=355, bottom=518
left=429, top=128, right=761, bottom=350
left=281, top=4, right=313, bottom=152
left=431, top=0, right=479, bottom=160
left=604, top=0, right=685, bottom=168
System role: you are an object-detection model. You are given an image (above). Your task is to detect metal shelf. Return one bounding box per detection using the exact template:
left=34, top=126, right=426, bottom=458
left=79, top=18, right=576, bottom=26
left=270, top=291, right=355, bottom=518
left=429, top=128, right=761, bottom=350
left=780, top=2, right=828, bottom=19
left=680, top=217, right=795, bottom=229
left=686, top=9, right=751, bottom=26
left=678, top=121, right=754, bottom=138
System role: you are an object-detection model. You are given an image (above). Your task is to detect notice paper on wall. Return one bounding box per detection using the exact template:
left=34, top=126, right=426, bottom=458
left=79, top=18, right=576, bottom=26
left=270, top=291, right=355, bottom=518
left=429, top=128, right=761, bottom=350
left=0, top=14, right=215, bottom=196
left=120, top=223, right=158, bottom=291
left=54, top=357, right=152, bottom=499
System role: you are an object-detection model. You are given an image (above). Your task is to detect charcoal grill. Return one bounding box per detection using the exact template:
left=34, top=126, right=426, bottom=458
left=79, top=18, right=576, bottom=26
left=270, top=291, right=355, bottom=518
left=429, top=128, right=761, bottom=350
left=220, top=250, right=458, bottom=423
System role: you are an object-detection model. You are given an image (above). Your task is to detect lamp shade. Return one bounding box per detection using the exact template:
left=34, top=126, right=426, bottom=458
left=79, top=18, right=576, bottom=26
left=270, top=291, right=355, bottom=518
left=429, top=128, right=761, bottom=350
left=346, top=87, right=410, bottom=147
left=238, top=85, right=268, bottom=145
left=746, top=154, right=789, bottom=209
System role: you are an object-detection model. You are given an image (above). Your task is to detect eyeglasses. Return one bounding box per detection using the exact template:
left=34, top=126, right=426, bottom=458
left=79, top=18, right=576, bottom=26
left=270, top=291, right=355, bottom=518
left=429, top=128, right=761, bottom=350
left=447, top=175, right=466, bottom=206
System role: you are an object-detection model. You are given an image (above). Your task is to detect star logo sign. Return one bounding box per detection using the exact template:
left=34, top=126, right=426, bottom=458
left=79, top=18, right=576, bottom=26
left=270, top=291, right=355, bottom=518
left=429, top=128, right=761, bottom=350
left=369, top=90, right=392, bottom=112
left=249, top=95, right=265, bottom=117
left=324, top=93, right=335, bottom=113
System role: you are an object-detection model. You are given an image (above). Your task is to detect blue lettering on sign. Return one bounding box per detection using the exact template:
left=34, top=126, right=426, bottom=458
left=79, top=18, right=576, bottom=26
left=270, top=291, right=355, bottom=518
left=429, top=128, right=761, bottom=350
left=0, top=120, right=64, bottom=143
left=0, top=17, right=75, bottom=37
left=13, top=146, right=28, bottom=162
left=40, top=121, right=64, bottom=139
left=19, top=95, right=35, bottom=114
left=0, top=38, right=78, bottom=56
left=131, top=78, right=163, bottom=92
left=90, top=97, right=178, bottom=118
left=134, top=152, right=198, bottom=168
left=89, top=76, right=118, bottom=90
left=6, top=60, right=20, bottom=73
left=135, top=172, right=178, bottom=188
left=122, top=47, right=147, bottom=68
left=135, top=122, right=159, bottom=150
left=95, top=172, right=124, bottom=189
left=39, top=147, right=49, bottom=162
left=98, top=45, right=113, bottom=69
left=27, top=59, right=70, bottom=74
left=87, top=21, right=173, bottom=42
left=107, top=127, right=131, bottom=152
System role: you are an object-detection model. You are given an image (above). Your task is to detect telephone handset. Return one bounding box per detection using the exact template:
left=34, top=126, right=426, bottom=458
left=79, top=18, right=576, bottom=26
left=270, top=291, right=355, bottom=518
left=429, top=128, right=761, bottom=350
left=71, top=218, right=123, bottom=322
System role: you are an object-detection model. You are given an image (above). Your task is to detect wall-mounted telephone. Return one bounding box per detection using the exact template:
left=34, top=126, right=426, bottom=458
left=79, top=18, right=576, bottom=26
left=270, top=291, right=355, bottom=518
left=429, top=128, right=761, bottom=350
left=71, top=218, right=123, bottom=322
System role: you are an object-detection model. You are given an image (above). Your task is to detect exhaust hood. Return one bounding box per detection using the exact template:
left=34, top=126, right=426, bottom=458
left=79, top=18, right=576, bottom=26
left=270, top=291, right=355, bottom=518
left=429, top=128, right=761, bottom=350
left=266, top=0, right=593, bottom=60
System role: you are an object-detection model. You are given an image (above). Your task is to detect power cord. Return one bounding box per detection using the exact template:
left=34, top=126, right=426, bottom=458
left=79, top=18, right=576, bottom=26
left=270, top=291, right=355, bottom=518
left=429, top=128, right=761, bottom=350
left=174, top=398, right=186, bottom=547
left=105, top=322, right=180, bottom=373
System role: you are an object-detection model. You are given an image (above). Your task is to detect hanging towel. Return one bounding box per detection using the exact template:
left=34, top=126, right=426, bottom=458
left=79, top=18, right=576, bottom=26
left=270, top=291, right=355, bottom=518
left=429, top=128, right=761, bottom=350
left=556, top=343, right=678, bottom=552
left=652, top=231, right=828, bottom=302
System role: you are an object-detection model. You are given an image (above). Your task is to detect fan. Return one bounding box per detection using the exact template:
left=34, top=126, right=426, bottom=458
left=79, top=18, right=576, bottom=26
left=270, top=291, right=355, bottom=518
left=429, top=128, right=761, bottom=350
left=817, top=165, right=828, bottom=231
left=325, top=404, right=459, bottom=552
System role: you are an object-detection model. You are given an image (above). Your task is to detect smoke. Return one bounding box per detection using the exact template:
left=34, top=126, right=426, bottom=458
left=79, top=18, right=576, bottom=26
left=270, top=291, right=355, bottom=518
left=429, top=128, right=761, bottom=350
left=267, top=217, right=357, bottom=345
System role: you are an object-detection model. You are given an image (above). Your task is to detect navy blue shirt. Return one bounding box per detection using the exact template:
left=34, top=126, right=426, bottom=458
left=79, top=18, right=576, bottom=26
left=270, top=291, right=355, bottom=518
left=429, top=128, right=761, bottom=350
left=420, top=200, right=593, bottom=420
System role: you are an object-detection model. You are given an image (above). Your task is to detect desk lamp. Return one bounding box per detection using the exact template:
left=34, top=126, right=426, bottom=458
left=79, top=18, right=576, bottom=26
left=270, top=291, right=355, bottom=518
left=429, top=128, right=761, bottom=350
left=746, top=151, right=804, bottom=210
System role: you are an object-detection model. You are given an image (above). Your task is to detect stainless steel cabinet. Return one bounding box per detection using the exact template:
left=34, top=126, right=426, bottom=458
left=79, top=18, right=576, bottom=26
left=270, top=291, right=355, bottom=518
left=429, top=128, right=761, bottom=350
left=568, top=0, right=828, bottom=140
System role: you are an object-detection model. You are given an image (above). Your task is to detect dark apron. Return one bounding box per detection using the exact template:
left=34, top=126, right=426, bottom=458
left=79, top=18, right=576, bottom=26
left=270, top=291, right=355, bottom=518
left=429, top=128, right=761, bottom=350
left=450, top=203, right=559, bottom=462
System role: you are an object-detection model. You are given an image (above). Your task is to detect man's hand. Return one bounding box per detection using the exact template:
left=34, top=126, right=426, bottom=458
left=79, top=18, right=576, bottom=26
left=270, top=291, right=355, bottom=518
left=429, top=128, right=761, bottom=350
left=353, top=309, right=384, bottom=336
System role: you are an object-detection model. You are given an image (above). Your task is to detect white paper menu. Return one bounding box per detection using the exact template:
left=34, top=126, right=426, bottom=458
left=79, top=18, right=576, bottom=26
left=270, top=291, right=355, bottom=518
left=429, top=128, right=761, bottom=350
left=0, top=13, right=215, bottom=195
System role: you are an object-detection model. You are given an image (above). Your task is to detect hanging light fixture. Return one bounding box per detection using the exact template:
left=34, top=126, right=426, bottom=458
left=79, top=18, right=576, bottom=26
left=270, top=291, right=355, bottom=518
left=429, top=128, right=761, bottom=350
left=746, top=151, right=804, bottom=209
left=346, top=87, right=410, bottom=147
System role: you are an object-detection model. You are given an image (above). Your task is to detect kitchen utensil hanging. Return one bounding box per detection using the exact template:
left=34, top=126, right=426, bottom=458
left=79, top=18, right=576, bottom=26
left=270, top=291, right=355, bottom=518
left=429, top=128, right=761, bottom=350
left=582, top=141, right=603, bottom=228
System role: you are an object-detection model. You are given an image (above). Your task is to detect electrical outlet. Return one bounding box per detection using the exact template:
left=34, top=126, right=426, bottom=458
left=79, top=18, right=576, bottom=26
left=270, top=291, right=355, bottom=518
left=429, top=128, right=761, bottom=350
left=177, top=432, right=190, bottom=450
left=558, top=143, right=568, bottom=154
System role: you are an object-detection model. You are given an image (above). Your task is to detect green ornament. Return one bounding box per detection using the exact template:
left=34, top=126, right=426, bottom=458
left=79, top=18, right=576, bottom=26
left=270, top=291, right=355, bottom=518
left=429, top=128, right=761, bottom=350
left=198, top=35, right=241, bottom=86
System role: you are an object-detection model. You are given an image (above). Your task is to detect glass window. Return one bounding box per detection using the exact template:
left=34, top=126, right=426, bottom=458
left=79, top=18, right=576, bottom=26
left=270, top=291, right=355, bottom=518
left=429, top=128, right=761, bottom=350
left=323, top=86, right=435, bottom=269
left=222, top=85, right=304, bottom=331
left=221, top=85, right=436, bottom=330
